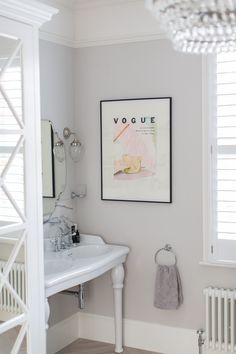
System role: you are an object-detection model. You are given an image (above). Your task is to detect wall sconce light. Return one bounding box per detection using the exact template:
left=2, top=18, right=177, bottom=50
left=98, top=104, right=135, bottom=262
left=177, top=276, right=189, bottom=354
left=53, top=133, right=65, bottom=163
left=53, top=127, right=83, bottom=163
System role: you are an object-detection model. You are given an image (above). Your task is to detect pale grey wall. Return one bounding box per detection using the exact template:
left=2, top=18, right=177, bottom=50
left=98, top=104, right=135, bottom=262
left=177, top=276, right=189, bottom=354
left=40, top=40, right=75, bottom=132
left=40, top=40, right=76, bottom=220
left=75, top=39, right=236, bottom=330
left=39, top=38, right=236, bottom=331
left=39, top=40, right=78, bottom=325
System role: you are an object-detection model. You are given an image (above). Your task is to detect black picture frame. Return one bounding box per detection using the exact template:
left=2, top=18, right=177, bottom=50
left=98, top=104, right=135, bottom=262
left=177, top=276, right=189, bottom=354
left=100, top=97, right=172, bottom=203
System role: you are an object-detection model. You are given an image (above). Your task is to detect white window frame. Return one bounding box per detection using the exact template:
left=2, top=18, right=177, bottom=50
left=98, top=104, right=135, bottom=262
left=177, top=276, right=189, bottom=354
left=202, top=55, right=236, bottom=267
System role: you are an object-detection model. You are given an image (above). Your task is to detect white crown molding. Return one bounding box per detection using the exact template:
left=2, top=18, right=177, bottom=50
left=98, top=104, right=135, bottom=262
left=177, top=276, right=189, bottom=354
left=75, top=32, right=166, bottom=48
left=41, top=0, right=141, bottom=11
left=75, top=0, right=141, bottom=10
left=39, top=30, right=77, bottom=48
left=41, top=0, right=76, bottom=10
left=0, top=0, right=58, bottom=27
left=39, top=30, right=166, bottom=48
left=73, top=0, right=164, bottom=49
left=38, top=0, right=165, bottom=48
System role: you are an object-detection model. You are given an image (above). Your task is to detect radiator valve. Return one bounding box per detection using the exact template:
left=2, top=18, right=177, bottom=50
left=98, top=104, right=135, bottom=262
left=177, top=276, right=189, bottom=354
left=197, top=329, right=205, bottom=354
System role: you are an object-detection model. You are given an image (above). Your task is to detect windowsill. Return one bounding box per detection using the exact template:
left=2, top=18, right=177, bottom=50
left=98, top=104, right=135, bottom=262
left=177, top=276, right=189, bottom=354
left=200, top=260, right=236, bottom=269
left=0, top=235, right=19, bottom=244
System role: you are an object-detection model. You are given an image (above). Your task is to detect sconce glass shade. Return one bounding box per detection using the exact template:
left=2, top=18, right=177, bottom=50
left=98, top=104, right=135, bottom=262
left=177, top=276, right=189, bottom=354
left=53, top=139, right=65, bottom=163
left=69, top=138, right=83, bottom=163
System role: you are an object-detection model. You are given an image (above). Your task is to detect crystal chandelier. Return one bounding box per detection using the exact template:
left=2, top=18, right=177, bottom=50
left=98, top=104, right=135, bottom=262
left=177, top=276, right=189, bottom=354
left=145, top=0, right=236, bottom=54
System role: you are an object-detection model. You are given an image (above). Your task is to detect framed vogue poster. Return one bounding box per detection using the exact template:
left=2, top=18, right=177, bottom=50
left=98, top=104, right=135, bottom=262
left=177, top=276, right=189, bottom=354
left=100, top=97, right=172, bottom=203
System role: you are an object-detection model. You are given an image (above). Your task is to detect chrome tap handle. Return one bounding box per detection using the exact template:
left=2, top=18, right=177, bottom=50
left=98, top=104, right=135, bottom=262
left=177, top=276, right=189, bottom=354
left=50, top=236, right=61, bottom=252
left=60, top=240, right=67, bottom=249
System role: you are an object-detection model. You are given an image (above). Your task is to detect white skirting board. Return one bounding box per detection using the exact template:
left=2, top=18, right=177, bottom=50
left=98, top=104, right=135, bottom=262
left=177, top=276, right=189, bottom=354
left=79, top=313, right=198, bottom=354
left=47, top=312, right=198, bottom=354
left=47, top=312, right=80, bottom=354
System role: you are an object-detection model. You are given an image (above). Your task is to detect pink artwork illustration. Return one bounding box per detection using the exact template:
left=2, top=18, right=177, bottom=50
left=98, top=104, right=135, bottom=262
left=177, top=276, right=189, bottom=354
left=113, top=118, right=157, bottom=180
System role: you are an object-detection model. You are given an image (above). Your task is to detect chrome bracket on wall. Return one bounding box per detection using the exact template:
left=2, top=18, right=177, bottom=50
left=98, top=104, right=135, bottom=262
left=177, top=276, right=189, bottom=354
left=61, top=284, right=85, bottom=309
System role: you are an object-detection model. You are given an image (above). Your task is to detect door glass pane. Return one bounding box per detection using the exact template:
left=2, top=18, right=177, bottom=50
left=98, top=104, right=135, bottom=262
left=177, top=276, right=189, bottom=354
left=0, top=327, right=26, bottom=354
left=0, top=35, right=24, bottom=227
left=0, top=37, right=23, bottom=129
left=0, top=33, right=27, bottom=354
left=0, top=239, right=26, bottom=352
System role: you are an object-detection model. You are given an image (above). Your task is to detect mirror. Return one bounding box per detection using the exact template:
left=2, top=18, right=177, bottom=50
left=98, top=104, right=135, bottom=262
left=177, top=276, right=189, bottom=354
left=41, top=120, right=55, bottom=198
left=41, top=120, right=66, bottom=216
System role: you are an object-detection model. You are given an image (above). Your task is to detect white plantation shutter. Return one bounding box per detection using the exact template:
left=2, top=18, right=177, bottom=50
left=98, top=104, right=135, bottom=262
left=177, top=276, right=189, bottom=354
left=209, top=52, right=236, bottom=262
left=0, top=57, right=24, bottom=223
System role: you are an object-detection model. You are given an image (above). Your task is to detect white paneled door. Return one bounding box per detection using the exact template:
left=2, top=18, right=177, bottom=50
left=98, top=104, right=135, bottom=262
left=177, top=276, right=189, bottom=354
left=0, top=2, right=58, bottom=352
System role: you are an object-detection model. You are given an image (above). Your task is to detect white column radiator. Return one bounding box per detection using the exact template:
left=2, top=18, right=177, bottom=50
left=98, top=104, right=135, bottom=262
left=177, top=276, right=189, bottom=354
left=0, top=260, right=25, bottom=315
left=204, top=287, right=236, bottom=353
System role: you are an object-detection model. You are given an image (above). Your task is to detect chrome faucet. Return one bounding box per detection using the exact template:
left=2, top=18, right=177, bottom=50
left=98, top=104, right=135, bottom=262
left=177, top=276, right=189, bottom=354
left=51, top=236, right=61, bottom=252
left=51, top=233, right=72, bottom=252
left=60, top=239, right=67, bottom=250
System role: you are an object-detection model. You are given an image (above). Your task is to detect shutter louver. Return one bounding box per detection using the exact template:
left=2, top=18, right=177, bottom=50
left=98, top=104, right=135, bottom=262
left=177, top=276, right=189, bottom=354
left=216, top=53, right=236, bottom=241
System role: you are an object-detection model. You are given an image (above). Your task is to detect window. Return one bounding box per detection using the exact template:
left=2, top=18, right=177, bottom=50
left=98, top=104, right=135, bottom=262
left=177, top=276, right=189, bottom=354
left=204, top=53, right=236, bottom=264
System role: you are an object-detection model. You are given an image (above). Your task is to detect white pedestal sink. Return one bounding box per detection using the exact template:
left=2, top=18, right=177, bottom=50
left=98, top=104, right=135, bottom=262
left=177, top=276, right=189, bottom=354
left=44, top=234, right=130, bottom=353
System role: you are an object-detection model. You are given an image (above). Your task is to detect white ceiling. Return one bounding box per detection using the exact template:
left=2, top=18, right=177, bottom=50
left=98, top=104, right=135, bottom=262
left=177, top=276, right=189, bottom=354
left=38, top=0, right=163, bottom=48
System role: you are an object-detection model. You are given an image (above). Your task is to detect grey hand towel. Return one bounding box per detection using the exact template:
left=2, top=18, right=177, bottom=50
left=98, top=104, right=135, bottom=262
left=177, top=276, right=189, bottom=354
left=154, top=264, right=183, bottom=310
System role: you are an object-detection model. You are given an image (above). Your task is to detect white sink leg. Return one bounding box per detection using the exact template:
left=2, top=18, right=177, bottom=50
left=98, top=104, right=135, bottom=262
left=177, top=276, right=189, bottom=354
left=45, top=298, right=50, bottom=330
left=111, top=264, right=125, bottom=353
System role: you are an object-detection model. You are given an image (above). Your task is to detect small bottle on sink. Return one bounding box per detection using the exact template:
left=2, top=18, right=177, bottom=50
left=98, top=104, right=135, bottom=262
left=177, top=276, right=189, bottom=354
left=71, top=225, right=76, bottom=243
left=71, top=224, right=80, bottom=244
left=75, top=230, right=80, bottom=243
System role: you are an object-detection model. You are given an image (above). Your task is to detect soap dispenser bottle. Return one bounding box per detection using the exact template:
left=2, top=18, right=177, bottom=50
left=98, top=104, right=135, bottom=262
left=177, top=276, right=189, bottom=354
left=71, top=224, right=80, bottom=244
left=71, top=225, right=77, bottom=244
left=75, top=230, right=80, bottom=243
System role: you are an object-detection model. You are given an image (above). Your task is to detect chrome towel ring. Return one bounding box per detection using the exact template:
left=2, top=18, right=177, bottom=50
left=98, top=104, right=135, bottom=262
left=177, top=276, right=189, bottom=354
left=154, top=244, right=177, bottom=265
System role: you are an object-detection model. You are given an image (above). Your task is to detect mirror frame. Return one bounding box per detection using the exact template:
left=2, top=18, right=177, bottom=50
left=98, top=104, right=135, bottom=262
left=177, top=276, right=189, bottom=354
left=41, top=120, right=55, bottom=198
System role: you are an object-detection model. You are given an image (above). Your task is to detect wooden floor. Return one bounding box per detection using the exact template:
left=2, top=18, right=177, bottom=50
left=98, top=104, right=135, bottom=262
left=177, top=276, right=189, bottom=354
left=0, top=326, right=26, bottom=354
left=0, top=333, right=161, bottom=354
left=56, top=339, right=161, bottom=354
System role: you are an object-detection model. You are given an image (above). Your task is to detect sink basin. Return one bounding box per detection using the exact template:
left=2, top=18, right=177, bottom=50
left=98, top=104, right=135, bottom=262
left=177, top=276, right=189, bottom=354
left=44, top=258, right=72, bottom=275
left=44, top=244, right=112, bottom=275
left=44, top=234, right=129, bottom=297
left=70, top=244, right=111, bottom=258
